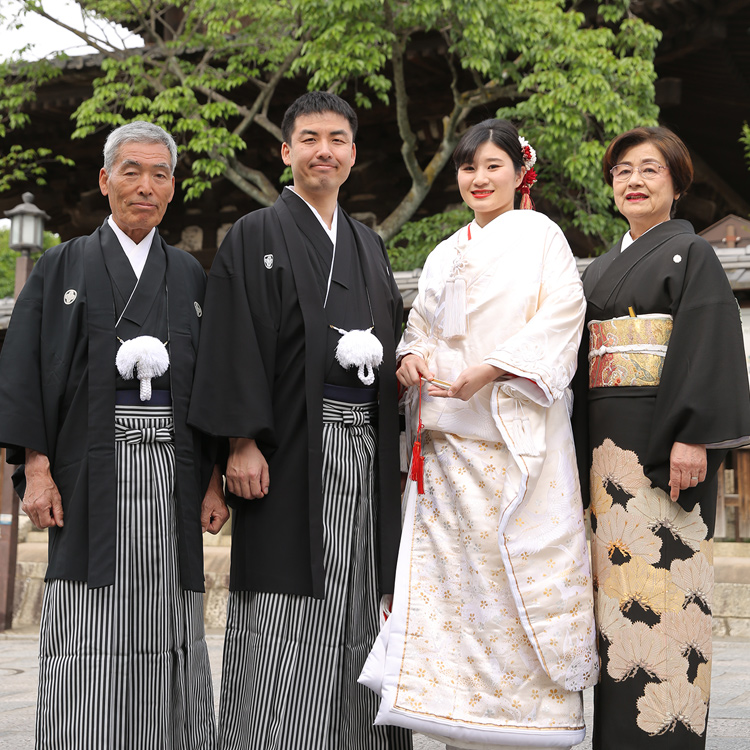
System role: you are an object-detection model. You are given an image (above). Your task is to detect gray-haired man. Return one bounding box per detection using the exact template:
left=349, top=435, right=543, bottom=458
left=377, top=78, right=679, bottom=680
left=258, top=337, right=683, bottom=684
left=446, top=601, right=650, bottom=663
left=0, top=121, right=227, bottom=749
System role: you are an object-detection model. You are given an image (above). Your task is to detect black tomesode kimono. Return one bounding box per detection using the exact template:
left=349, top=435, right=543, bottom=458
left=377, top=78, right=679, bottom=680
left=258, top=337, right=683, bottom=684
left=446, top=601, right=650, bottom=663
left=0, top=222, right=215, bottom=591
left=572, top=220, right=750, bottom=750
left=188, top=189, right=404, bottom=597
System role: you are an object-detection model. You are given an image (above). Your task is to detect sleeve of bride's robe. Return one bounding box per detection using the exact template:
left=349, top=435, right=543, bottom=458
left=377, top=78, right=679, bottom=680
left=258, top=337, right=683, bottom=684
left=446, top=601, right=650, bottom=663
left=395, top=235, right=457, bottom=365
left=484, top=220, right=585, bottom=406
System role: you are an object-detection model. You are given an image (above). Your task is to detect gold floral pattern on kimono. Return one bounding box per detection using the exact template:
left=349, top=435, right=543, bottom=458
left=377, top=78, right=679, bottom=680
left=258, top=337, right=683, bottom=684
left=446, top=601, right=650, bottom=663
left=393, top=432, right=589, bottom=732
left=590, top=438, right=713, bottom=738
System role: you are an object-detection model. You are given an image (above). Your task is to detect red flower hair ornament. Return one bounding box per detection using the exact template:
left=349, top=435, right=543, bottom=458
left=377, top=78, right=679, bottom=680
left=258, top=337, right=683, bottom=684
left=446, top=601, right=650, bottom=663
left=518, top=136, right=537, bottom=210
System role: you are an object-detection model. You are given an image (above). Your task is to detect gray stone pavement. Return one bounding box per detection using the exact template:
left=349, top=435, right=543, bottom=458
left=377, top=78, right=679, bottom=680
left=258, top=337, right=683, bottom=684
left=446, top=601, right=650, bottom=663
left=1, top=629, right=748, bottom=749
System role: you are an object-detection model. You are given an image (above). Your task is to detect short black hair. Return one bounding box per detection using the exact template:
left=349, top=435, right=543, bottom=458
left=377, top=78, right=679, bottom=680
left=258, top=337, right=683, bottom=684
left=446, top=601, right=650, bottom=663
left=452, top=119, right=524, bottom=173
left=281, top=91, right=358, bottom=143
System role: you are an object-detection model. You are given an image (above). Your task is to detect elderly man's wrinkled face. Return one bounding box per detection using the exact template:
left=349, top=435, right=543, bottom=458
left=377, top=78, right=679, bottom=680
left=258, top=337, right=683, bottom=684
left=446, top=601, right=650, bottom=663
left=99, top=142, right=175, bottom=244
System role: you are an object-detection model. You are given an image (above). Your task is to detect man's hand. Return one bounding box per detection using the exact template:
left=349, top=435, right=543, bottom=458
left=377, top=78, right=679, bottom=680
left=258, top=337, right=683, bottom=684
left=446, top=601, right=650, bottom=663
left=226, top=438, right=270, bottom=500
left=22, top=450, right=63, bottom=529
left=396, top=354, right=433, bottom=388
left=668, top=441, right=707, bottom=502
left=201, top=465, right=230, bottom=534
left=428, top=364, right=505, bottom=402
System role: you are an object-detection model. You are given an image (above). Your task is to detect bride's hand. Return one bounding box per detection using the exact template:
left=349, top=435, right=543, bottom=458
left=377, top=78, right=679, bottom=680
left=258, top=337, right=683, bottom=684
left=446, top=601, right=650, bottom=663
left=397, top=354, right=433, bottom=388
left=428, top=364, right=504, bottom=401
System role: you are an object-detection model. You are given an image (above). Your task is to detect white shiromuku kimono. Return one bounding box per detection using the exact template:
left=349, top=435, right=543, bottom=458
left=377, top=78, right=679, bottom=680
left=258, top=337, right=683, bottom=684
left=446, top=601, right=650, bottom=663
left=360, top=210, right=599, bottom=749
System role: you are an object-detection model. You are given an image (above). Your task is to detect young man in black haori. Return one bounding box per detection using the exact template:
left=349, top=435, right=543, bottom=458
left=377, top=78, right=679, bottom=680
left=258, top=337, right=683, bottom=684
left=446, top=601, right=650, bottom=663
left=0, top=121, right=228, bottom=749
left=188, top=92, right=411, bottom=750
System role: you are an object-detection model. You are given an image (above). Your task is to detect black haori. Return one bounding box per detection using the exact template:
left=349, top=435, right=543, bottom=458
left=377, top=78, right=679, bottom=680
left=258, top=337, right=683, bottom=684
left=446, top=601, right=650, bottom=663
left=217, top=399, right=411, bottom=750
left=36, top=405, right=216, bottom=749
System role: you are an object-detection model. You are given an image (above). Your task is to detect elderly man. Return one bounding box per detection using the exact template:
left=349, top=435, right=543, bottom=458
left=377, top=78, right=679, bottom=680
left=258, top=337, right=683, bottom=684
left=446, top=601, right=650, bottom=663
left=0, top=121, right=227, bottom=749
left=189, top=92, right=411, bottom=749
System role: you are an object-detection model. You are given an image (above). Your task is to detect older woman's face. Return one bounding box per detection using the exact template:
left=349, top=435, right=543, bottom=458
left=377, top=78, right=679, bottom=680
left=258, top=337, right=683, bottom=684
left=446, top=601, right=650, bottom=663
left=612, top=141, right=679, bottom=240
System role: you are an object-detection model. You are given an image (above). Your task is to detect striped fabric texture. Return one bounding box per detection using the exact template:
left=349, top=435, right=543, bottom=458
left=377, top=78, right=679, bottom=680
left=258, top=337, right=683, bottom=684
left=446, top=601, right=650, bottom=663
left=36, top=405, right=216, bottom=750
left=218, top=399, right=411, bottom=750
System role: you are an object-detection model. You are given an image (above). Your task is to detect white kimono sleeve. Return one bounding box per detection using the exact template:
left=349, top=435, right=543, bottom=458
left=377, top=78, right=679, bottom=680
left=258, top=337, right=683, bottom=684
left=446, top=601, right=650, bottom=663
left=484, top=225, right=585, bottom=406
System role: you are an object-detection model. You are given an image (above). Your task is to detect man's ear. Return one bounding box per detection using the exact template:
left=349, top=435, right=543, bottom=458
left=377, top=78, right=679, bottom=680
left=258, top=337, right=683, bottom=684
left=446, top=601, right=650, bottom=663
left=99, top=167, right=109, bottom=196
left=281, top=142, right=292, bottom=166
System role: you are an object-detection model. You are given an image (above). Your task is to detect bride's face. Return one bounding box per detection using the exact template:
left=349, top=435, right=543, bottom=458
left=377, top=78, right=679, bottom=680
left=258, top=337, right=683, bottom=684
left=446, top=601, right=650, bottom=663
left=457, top=140, right=524, bottom=227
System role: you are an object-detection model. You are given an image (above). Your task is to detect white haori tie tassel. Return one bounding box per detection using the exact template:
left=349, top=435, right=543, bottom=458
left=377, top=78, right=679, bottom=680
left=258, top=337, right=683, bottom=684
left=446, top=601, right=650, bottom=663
left=116, top=335, right=170, bottom=401
left=331, top=326, right=383, bottom=386
left=442, top=227, right=470, bottom=339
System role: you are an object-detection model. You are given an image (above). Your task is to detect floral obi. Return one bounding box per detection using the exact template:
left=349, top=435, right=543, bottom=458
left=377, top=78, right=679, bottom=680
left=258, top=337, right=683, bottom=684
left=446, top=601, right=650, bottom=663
left=588, top=314, right=673, bottom=388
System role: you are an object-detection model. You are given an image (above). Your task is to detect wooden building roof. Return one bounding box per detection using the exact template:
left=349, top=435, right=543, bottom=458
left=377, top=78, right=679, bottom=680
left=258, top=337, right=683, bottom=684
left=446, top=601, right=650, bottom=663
left=699, top=214, right=750, bottom=248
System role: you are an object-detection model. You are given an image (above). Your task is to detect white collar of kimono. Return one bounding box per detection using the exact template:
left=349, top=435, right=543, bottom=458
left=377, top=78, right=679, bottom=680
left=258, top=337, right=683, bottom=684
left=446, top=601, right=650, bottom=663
left=107, top=215, right=155, bottom=279
left=468, top=218, right=482, bottom=240
left=285, top=186, right=339, bottom=305
left=466, top=213, right=515, bottom=241
left=285, top=186, right=338, bottom=245
left=620, top=221, right=663, bottom=252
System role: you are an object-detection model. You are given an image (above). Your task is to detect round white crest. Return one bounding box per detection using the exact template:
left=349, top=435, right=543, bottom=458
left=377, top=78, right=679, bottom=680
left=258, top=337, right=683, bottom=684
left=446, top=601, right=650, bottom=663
left=673, top=254, right=682, bottom=263
left=63, top=289, right=77, bottom=305
left=194, top=301, right=203, bottom=318
left=264, top=254, right=274, bottom=269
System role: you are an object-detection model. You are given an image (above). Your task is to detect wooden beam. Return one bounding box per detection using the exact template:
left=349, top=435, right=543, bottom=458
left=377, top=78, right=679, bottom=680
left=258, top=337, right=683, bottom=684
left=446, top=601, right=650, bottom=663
left=656, top=20, right=727, bottom=64
left=691, top=149, right=750, bottom=219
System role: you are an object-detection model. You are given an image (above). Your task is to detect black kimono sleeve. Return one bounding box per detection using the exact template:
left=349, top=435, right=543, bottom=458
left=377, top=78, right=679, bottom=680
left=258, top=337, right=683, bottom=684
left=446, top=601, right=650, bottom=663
left=0, top=255, right=49, bottom=466
left=572, top=301, right=591, bottom=508
left=188, top=217, right=277, bottom=449
left=645, top=237, right=750, bottom=504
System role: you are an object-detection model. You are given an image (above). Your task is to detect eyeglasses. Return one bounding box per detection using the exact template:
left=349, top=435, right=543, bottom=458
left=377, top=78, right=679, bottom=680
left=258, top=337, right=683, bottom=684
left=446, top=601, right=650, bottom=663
left=610, top=162, right=669, bottom=181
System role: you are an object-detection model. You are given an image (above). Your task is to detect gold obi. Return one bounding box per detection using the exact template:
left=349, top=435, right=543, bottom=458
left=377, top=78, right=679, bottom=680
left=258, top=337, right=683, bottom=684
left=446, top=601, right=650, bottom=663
left=588, top=314, right=673, bottom=388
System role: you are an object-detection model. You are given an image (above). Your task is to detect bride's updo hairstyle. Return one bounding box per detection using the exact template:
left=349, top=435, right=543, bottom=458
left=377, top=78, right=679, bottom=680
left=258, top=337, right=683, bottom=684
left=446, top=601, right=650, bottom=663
left=452, top=119, right=525, bottom=174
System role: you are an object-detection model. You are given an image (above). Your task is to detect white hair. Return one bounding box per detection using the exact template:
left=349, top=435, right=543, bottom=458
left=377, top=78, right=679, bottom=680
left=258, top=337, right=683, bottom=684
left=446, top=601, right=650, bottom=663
left=102, top=121, right=178, bottom=175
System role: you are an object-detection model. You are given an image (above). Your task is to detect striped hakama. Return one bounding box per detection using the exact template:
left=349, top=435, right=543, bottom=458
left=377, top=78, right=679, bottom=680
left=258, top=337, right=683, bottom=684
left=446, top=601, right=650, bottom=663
left=36, top=405, right=216, bottom=750
left=218, top=399, right=411, bottom=750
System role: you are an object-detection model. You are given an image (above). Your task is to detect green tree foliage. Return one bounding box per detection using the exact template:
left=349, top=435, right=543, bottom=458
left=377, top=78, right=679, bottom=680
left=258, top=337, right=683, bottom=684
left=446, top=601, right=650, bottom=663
left=386, top=207, right=472, bottom=271
left=1, top=0, right=660, bottom=249
left=0, top=230, right=16, bottom=298
left=742, top=123, right=750, bottom=174
left=0, top=49, right=74, bottom=193
left=0, top=227, right=60, bottom=298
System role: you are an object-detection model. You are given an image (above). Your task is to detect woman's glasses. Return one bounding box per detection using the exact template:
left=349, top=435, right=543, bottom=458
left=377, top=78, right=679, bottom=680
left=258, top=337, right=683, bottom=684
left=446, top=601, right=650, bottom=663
left=610, top=162, right=669, bottom=181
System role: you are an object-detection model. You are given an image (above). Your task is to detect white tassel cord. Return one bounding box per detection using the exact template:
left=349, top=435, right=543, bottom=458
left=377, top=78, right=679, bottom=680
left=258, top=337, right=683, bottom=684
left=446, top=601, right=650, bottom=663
left=116, top=336, right=170, bottom=401
left=442, top=276, right=467, bottom=338
left=442, top=227, right=470, bottom=339
left=332, top=327, right=383, bottom=386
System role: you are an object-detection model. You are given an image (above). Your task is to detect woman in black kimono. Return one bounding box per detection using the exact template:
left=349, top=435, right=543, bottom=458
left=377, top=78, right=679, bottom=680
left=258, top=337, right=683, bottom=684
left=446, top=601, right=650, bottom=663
left=574, top=127, right=750, bottom=750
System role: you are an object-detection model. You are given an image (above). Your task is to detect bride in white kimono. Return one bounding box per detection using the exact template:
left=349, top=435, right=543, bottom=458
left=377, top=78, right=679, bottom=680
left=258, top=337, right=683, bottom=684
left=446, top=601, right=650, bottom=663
left=360, top=119, right=598, bottom=749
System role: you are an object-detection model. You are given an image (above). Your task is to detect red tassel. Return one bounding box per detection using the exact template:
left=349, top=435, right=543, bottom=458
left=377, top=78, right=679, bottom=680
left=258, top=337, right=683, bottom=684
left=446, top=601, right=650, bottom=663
left=520, top=188, right=534, bottom=210
left=410, top=436, right=424, bottom=494
left=518, top=166, right=537, bottom=210
left=409, top=377, right=425, bottom=494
